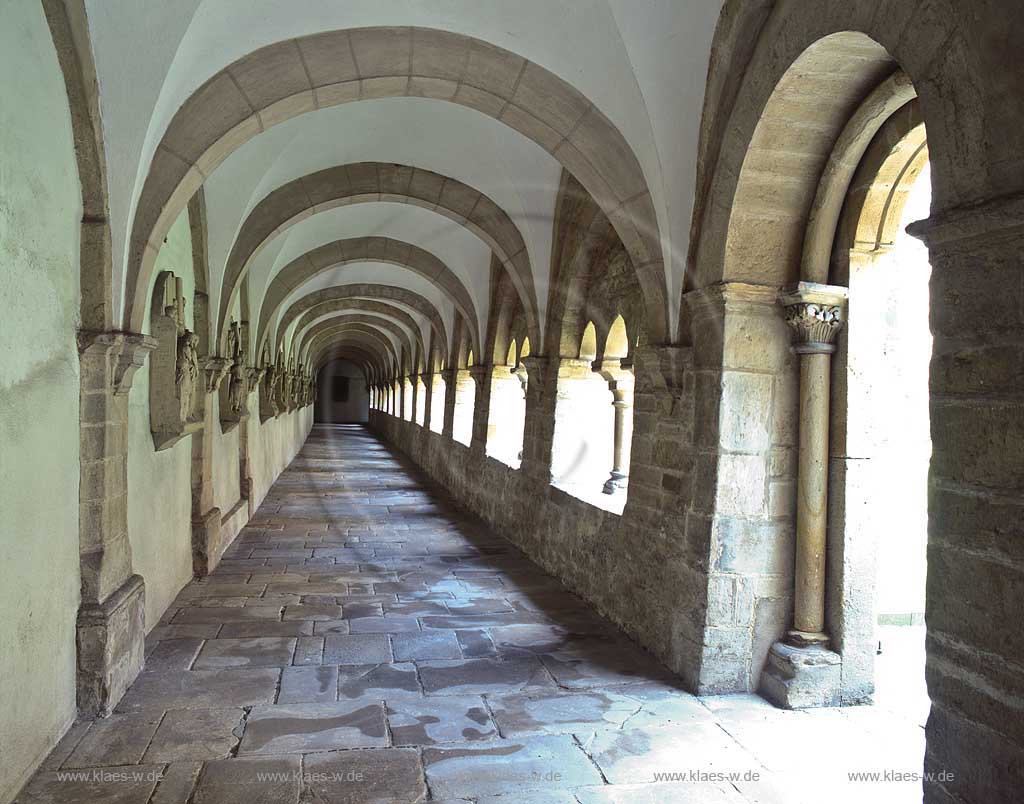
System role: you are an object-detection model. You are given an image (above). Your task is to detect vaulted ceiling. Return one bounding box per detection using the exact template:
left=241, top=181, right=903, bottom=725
left=84, top=0, right=723, bottom=375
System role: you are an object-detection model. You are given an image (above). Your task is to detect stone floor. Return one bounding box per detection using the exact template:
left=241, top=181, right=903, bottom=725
left=18, top=425, right=926, bottom=803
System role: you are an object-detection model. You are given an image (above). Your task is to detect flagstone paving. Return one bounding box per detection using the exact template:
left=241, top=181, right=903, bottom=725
left=17, top=425, right=925, bottom=803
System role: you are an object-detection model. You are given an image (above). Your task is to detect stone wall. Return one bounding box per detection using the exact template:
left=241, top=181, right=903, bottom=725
left=370, top=340, right=715, bottom=692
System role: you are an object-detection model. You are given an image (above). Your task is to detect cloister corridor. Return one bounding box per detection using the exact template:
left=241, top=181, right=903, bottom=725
left=6, top=2, right=1024, bottom=802
left=17, top=426, right=923, bottom=804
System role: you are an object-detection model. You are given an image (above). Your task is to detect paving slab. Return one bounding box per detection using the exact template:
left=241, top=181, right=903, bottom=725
left=337, top=662, right=422, bottom=699
left=238, top=700, right=388, bottom=754
left=387, top=695, right=497, bottom=745
left=193, top=637, right=296, bottom=669
left=142, top=708, right=245, bottom=762
left=191, top=756, right=300, bottom=804
left=63, top=712, right=163, bottom=768
left=423, top=735, right=604, bottom=799
left=116, top=669, right=280, bottom=712
left=278, top=666, right=339, bottom=704
left=323, top=633, right=392, bottom=664
left=303, top=748, right=427, bottom=803
left=392, top=630, right=463, bottom=661
left=418, top=657, right=555, bottom=695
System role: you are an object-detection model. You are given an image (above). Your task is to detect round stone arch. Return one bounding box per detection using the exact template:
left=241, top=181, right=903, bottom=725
left=545, top=171, right=645, bottom=361
left=314, top=344, right=385, bottom=377
left=254, top=236, right=480, bottom=359
left=820, top=94, right=930, bottom=706
left=308, top=329, right=397, bottom=375
left=124, top=26, right=668, bottom=344
left=293, top=300, right=427, bottom=360
left=688, top=0, right=986, bottom=307
left=43, top=0, right=115, bottom=332
left=682, top=8, right=994, bottom=722
left=485, top=269, right=523, bottom=366
left=278, top=283, right=448, bottom=360
left=297, top=315, right=413, bottom=366
left=217, top=162, right=540, bottom=349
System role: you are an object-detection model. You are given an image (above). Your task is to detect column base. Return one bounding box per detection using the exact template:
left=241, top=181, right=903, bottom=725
left=760, top=641, right=841, bottom=709
left=602, top=470, right=628, bottom=495
left=76, top=574, right=146, bottom=717
left=192, top=507, right=223, bottom=577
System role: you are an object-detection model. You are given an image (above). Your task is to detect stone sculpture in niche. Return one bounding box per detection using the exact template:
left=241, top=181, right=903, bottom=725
left=150, top=270, right=203, bottom=450
left=175, top=330, right=200, bottom=420
left=258, top=344, right=279, bottom=422
left=220, top=320, right=250, bottom=430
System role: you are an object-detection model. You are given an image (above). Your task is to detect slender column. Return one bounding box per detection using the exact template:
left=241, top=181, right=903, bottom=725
left=468, top=364, right=491, bottom=455
left=441, top=368, right=457, bottom=438
left=518, top=356, right=552, bottom=481
left=409, top=374, right=419, bottom=423
left=422, top=372, right=433, bottom=429
left=779, top=282, right=848, bottom=646
left=77, top=331, right=155, bottom=716
left=596, top=360, right=635, bottom=495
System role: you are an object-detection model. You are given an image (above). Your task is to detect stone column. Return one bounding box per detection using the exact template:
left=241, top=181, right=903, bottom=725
left=77, top=331, right=155, bottom=716
left=596, top=360, right=635, bottom=495
left=762, top=281, right=847, bottom=709
left=440, top=368, right=457, bottom=438
left=468, top=364, right=492, bottom=455
left=190, top=388, right=220, bottom=577
left=518, top=356, right=553, bottom=482
left=409, top=374, right=419, bottom=423
left=422, top=372, right=433, bottom=428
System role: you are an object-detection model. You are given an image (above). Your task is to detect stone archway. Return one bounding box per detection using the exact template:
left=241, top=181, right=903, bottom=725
left=254, top=236, right=480, bottom=358
left=689, top=5, right=1022, bottom=798
left=217, top=162, right=541, bottom=349
left=123, top=27, right=669, bottom=344
left=279, top=283, right=449, bottom=361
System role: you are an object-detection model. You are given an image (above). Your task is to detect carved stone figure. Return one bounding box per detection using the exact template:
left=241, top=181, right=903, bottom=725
left=224, top=321, right=247, bottom=416
left=175, top=330, right=200, bottom=420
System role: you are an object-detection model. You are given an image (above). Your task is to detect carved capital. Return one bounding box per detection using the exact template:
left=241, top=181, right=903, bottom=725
left=778, top=282, right=848, bottom=355
left=204, top=357, right=232, bottom=393
left=79, top=331, right=158, bottom=396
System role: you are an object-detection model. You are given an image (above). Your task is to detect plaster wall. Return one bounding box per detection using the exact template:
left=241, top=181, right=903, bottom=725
left=127, top=210, right=195, bottom=630
left=316, top=360, right=369, bottom=423
left=211, top=401, right=242, bottom=516
left=0, top=6, right=83, bottom=799
left=247, top=404, right=315, bottom=512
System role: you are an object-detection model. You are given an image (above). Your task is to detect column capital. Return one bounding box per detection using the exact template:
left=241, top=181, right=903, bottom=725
left=594, top=358, right=634, bottom=387
left=778, top=282, right=848, bottom=355
left=204, top=356, right=232, bottom=392
left=79, top=330, right=158, bottom=396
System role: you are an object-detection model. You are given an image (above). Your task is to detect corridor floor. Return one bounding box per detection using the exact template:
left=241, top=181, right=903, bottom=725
left=19, top=426, right=925, bottom=804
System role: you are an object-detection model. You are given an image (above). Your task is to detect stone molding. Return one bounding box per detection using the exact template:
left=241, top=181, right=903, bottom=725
left=906, top=190, right=1024, bottom=250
